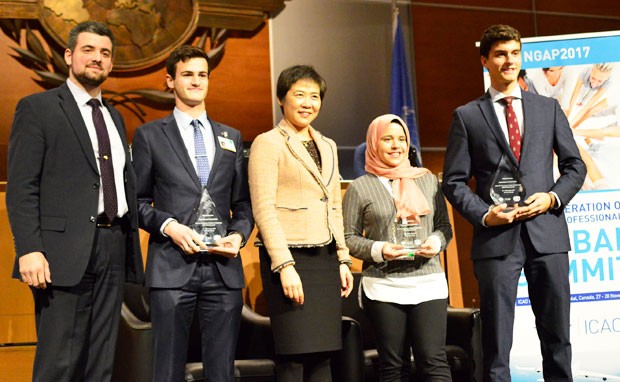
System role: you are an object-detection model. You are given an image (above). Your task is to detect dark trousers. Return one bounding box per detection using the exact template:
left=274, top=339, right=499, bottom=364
left=275, top=352, right=333, bottom=382
left=32, top=224, right=126, bottom=382
left=363, top=293, right=451, bottom=382
left=150, top=259, right=243, bottom=382
left=474, top=226, right=572, bottom=382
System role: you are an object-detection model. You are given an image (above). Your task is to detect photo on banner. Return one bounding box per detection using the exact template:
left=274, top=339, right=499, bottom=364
left=482, top=30, right=620, bottom=381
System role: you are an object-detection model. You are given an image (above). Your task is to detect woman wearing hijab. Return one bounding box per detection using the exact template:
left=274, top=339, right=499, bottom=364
left=248, top=65, right=354, bottom=381
left=342, top=114, right=453, bottom=381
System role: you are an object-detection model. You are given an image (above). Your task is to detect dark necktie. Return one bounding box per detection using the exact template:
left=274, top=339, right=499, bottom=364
left=500, top=96, right=522, bottom=161
left=87, top=98, right=118, bottom=220
left=191, top=119, right=211, bottom=186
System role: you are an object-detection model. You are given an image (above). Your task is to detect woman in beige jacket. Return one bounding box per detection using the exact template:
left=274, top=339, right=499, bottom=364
left=248, top=65, right=353, bottom=382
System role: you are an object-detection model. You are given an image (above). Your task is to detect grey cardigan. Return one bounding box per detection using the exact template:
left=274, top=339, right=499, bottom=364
left=342, top=173, right=452, bottom=278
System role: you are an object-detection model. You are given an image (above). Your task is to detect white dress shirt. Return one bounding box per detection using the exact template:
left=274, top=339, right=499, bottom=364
left=66, top=78, right=128, bottom=218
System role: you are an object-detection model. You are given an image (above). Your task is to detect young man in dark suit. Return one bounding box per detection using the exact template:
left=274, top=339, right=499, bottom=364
left=7, top=21, right=144, bottom=381
left=442, top=24, right=586, bottom=381
left=132, top=45, right=253, bottom=382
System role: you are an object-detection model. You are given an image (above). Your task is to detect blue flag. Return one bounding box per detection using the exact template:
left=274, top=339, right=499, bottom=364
left=390, top=14, right=421, bottom=162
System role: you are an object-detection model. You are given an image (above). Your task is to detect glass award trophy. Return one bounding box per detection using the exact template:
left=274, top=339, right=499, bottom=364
left=489, top=154, right=526, bottom=207
left=191, top=187, right=226, bottom=249
left=392, top=218, right=423, bottom=259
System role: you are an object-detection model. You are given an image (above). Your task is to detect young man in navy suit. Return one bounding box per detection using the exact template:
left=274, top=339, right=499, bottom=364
left=442, top=25, right=586, bottom=381
left=7, top=21, right=144, bottom=381
left=132, top=45, right=253, bottom=382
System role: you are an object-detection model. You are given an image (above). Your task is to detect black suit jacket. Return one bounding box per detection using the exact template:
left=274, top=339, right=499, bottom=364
left=132, top=114, right=253, bottom=289
left=442, top=90, right=586, bottom=259
left=7, top=83, right=144, bottom=286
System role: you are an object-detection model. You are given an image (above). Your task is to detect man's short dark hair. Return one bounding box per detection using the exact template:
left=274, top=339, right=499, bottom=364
left=67, top=21, right=116, bottom=55
left=479, top=24, right=521, bottom=58
left=276, top=65, right=327, bottom=103
left=166, top=45, right=210, bottom=79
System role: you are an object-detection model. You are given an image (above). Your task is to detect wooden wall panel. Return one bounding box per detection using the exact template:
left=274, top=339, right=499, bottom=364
left=535, top=0, right=620, bottom=16
left=205, top=29, right=274, bottom=141
left=412, top=0, right=532, bottom=10
left=0, top=193, right=36, bottom=344
left=0, top=31, right=44, bottom=182
left=533, top=14, right=620, bottom=37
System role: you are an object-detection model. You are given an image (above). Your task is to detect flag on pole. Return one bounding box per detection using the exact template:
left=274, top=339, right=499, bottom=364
left=390, top=10, right=421, bottom=162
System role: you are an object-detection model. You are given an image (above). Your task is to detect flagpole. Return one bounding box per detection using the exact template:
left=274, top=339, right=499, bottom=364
left=392, top=0, right=398, bottom=39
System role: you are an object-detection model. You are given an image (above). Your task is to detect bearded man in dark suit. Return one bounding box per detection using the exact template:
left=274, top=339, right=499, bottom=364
left=7, top=21, right=144, bottom=381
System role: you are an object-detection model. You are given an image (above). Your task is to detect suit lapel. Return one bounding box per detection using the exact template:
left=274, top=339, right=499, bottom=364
left=479, top=92, right=520, bottom=168
left=310, top=127, right=336, bottom=187
left=57, top=84, right=99, bottom=174
left=277, top=122, right=330, bottom=197
left=160, top=114, right=201, bottom=189
left=520, top=91, right=535, bottom=164
left=208, top=119, right=225, bottom=188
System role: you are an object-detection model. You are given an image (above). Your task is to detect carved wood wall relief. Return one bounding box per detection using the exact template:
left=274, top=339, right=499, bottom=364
left=0, top=0, right=286, bottom=120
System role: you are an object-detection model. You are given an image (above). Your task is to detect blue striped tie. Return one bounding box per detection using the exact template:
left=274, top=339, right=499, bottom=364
left=191, top=119, right=210, bottom=186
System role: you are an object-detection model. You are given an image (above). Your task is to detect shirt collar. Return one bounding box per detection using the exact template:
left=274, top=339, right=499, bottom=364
left=173, top=107, right=208, bottom=130
left=489, top=85, right=522, bottom=103
left=66, top=78, right=102, bottom=106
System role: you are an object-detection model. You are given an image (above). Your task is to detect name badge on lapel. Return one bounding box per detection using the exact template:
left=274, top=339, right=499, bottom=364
left=217, top=135, right=236, bottom=152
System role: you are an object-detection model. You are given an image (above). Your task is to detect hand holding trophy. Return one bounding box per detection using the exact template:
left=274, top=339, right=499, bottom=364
left=208, top=234, right=242, bottom=258
left=391, top=217, right=423, bottom=259
left=191, top=187, right=238, bottom=258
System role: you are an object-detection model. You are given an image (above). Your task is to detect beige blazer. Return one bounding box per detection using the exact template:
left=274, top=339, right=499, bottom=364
left=248, top=120, right=350, bottom=270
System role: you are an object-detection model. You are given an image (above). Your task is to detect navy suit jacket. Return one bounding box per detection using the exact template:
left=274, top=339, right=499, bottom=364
left=442, top=90, right=586, bottom=260
left=7, top=83, right=144, bottom=286
left=132, top=114, right=253, bottom=289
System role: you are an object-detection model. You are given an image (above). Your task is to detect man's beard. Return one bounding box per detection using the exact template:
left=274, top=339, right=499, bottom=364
left=72, top=68, right=107, bottom=89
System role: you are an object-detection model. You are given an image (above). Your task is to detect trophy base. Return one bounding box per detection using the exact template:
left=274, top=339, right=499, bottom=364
left=392, top=247, right=418, bottom=260
left=396, top=242, right=421, bottom=250
left=196, top=234, right=222, bottom=247
left=394, top=253, right=417, bottom=260
left=193, top=241, right=219, bottom=249
left=494, top=203, right=520, bottom=212
left=194, top=248, right=237, bottom=259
